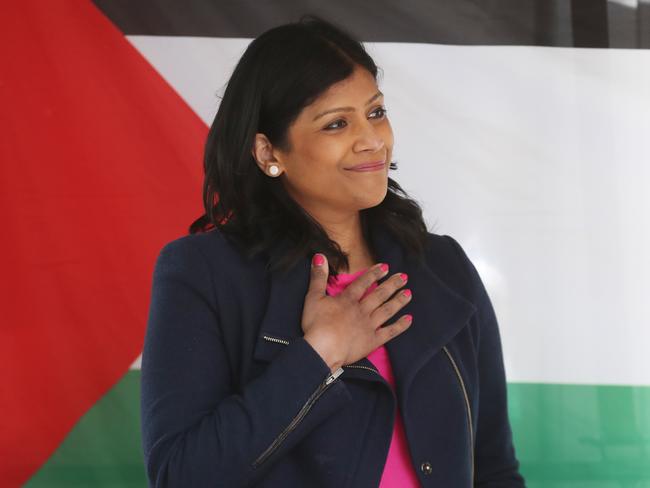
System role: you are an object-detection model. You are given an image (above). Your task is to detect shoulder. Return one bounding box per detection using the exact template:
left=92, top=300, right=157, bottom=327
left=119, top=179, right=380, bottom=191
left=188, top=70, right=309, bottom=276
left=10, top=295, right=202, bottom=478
left=157, top=227, right=228, bottom=253
left=424, top=232, right=474, bottom=277
left=155, top=228, right=247, bottom=269
left=423, top=232, right=484, bottom=305
left=151, top=228, right=254, bottom=289
left=152, top=228, right=267, bottom=297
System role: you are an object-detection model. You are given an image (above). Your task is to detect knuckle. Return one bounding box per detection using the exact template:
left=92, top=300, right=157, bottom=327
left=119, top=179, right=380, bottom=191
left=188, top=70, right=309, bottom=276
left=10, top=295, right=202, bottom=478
left=377, top=328, right=389, bottom=342
left=374, top=287, right=388, bottom=304
left=365, top=278, right=378, bottom=293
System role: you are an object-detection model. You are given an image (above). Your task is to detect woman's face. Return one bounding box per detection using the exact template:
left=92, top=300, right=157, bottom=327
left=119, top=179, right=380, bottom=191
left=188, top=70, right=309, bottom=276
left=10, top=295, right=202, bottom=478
left=258, top=65, right=394, bottom=220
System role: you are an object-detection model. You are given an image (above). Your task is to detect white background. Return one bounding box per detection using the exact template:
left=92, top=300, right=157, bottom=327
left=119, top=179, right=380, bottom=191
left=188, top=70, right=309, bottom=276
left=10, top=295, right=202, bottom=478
left=127, top=36, right=650, bottom=386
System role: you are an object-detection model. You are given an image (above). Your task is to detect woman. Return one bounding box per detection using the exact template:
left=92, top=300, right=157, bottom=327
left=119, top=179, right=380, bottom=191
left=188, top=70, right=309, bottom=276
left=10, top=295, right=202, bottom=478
left=140, top=14, right=526, bottom=488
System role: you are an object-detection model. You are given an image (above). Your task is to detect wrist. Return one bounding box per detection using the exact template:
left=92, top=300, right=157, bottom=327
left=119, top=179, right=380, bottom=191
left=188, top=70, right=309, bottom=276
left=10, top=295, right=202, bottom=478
left=304, top=332, right=344, bottom=373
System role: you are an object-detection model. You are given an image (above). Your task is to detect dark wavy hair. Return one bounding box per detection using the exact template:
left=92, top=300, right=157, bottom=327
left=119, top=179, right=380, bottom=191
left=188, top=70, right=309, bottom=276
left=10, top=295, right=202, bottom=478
left=189, top=14, right=431, bottom=276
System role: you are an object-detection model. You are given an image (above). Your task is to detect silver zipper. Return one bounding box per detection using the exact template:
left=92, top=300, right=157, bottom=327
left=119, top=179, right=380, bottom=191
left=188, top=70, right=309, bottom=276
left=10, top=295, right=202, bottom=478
left=262, top=336, right=380, bottom=375
left=442, top=346, right=474, bottom=483
left=252, top=366, right=343, bottom=468
left=343, top=364, right=380, bottom=374
left=252, top=337, right=344, bottom=469
left=262, top=334, right=290, bottom=345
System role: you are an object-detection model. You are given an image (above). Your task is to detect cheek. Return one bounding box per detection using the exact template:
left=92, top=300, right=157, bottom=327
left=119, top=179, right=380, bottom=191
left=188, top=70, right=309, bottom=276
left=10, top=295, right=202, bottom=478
left=285, top=146, right=346, bottom=191
left=301, top=141, right=348, bottom=175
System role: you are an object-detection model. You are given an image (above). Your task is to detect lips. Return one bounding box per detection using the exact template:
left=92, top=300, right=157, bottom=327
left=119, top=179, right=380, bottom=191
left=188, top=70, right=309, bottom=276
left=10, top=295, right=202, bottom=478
left=345, top=160, right=385, bottom=171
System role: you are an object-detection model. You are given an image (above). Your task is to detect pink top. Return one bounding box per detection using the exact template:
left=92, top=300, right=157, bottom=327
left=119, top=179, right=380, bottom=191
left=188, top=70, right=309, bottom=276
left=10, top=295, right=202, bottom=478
left=326, top=268, right=420, bottom=487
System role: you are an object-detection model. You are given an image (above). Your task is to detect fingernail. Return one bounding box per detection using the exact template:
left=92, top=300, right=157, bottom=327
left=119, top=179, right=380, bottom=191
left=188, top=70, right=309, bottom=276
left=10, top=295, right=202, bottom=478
left=402, top=289, right=411, bottom=298
left=405, top=314, right=413, bottom=322
left=312, top=254, right=324, bottom=266
left=400, top=273, right=408, bottom=282
left=380, top=263, right=389, bottom=273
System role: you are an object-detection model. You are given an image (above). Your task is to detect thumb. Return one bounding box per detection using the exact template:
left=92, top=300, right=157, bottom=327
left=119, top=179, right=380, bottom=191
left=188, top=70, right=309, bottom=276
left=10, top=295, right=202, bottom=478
left=307, top=253, right=329, bottom=297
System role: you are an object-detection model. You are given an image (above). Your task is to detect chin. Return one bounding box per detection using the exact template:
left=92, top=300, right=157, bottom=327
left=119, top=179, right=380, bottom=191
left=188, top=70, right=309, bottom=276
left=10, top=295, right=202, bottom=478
left=357, top=185, right=388, bottom=209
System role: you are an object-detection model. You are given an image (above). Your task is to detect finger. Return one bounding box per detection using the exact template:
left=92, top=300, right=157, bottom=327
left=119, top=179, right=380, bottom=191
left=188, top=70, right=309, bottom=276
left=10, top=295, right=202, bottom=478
left=374, top=314, right=413, bottom=346
left=370, top=289, right=412, bottom=327
left=343, top=262, right=389, bottom=302
left=360, top=272, right=408, bottom=314
left=307, top=253, right=329, bottom=297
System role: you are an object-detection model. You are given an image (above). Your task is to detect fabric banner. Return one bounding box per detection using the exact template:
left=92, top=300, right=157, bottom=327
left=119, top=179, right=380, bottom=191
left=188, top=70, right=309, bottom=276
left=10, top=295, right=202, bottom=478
left=3, top=1, right=649, bottom=486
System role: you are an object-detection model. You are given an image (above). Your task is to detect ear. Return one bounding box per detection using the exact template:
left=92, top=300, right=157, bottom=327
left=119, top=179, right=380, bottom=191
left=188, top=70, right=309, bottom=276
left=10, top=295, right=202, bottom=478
left=251, top=133, right=283, bottom=174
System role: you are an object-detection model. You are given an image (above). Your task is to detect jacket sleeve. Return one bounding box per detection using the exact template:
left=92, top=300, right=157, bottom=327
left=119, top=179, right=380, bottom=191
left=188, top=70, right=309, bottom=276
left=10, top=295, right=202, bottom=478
left=444, top=235, right=526, bottom=487
left=140, top=238, right=351, bottom=487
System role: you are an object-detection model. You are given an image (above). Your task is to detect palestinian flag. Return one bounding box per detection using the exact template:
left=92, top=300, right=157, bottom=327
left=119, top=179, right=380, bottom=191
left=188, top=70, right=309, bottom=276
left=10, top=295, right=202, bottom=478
left=3, top=1, right=649, bottom=486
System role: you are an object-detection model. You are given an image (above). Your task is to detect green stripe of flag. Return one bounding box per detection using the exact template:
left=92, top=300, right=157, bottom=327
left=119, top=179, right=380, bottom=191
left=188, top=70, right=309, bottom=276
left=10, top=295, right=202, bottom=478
left=25, top=372, right=146, bottom=487
left=25, top=374, right=650, bottom=487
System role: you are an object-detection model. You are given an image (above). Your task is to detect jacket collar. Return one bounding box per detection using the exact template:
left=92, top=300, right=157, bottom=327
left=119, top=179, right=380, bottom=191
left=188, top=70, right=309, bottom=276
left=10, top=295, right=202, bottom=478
left=255, top=219, right=477, bottom=397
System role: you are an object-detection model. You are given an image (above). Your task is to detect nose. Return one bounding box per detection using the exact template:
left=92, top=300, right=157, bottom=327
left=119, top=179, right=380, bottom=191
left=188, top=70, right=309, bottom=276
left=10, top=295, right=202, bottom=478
left=353, top=120, right=385, bottom=154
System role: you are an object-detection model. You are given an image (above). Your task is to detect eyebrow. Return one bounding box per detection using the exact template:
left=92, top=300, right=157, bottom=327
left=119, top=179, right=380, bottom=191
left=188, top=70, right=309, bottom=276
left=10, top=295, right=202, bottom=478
left=312, top=91, right=384, bottom=122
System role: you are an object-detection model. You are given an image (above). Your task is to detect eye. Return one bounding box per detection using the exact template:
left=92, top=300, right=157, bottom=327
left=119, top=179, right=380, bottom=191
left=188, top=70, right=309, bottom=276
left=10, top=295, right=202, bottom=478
left=323, top=106, right=388, bottom=131
left=370, top=106, right=388, bottom=119
left=324, top=119, right=346, bottom=131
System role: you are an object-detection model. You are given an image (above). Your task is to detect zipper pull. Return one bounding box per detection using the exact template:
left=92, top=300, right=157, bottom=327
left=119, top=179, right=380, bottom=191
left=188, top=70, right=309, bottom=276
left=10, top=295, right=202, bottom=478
left=325, top=367, right=344, bottom=385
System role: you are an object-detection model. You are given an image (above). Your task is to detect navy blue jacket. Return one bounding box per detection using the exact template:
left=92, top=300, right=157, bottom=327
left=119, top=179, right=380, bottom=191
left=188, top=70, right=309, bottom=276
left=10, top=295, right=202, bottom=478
left=140, top=221, right=526, bottom=487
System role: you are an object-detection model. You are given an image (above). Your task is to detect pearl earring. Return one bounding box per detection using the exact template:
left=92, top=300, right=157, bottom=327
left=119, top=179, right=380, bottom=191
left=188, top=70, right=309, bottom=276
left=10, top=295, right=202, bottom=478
left=268, top=165, right=279, bottom=176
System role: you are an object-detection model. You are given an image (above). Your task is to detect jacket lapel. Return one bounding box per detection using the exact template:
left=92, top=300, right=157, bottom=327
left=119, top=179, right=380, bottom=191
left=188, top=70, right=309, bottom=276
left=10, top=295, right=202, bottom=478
left=253, top=220, right=477, bottom=399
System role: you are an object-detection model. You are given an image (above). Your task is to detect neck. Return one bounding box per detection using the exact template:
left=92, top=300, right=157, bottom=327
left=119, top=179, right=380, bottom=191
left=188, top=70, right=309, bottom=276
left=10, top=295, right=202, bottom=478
left=316, top=213, right=375, bottom=274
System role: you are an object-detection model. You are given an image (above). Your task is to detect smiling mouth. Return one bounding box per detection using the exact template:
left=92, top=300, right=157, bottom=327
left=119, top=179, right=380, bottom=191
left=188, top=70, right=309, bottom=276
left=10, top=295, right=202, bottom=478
left=345, top=160, right=386, bottom=172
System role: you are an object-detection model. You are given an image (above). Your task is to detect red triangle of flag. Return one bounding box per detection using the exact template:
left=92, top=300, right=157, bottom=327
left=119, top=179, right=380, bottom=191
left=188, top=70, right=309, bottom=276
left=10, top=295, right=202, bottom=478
left=0, top=1, right=208, bottom=484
